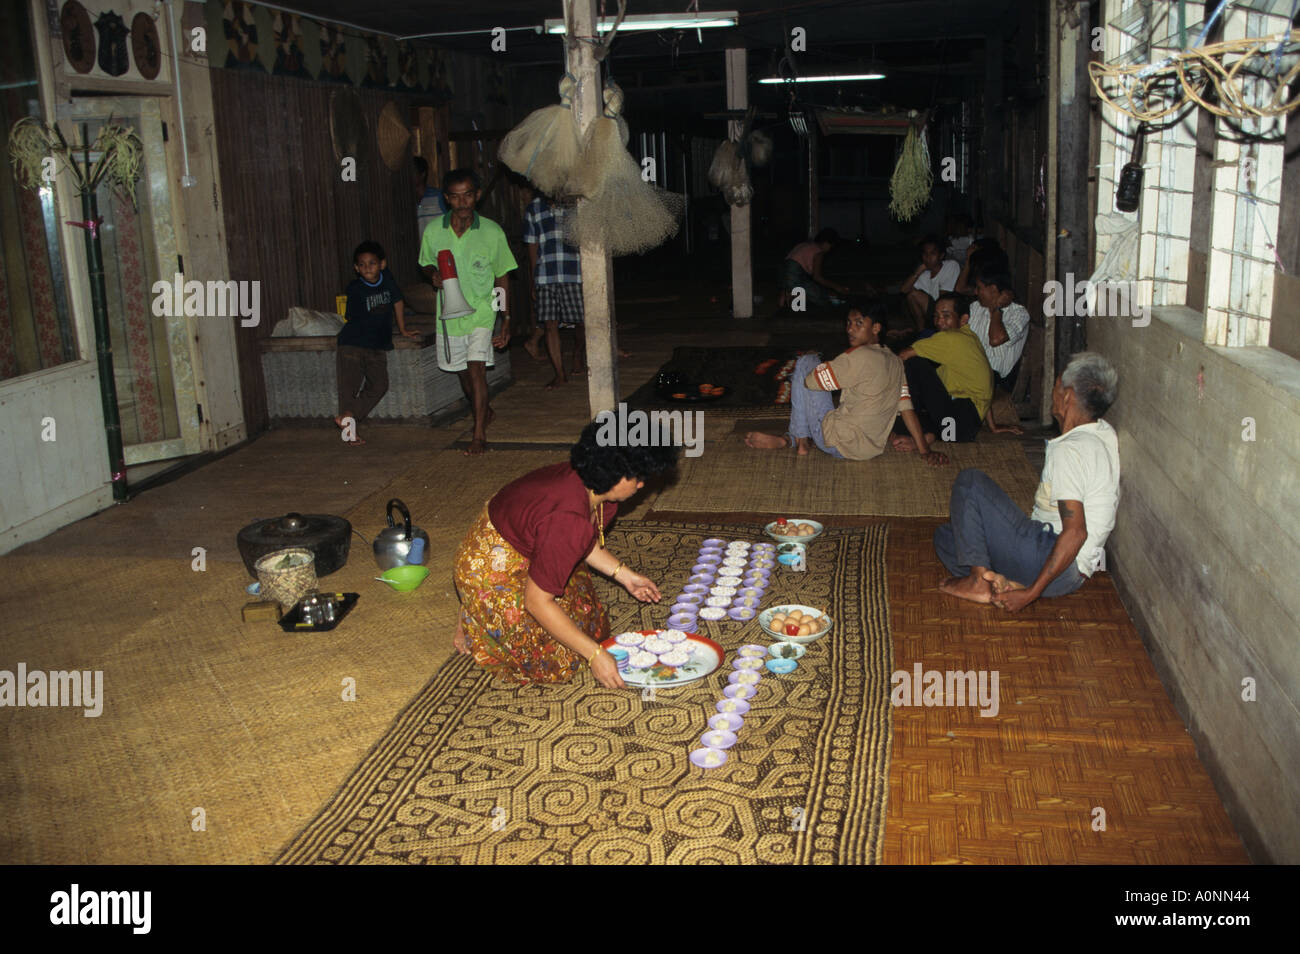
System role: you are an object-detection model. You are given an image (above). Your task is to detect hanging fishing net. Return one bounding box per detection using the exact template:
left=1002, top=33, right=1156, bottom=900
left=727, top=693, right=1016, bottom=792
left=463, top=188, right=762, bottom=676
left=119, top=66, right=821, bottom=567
left=564, top=82, right=683, bottom=255
left=498, top=74, right=581, bottom=197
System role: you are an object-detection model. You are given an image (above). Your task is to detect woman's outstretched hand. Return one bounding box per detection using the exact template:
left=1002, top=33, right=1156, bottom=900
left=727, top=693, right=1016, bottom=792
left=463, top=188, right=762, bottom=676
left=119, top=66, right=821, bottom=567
left=621, top=570, right=661, bottom=603
left=591, top=649, right=626, bottom=689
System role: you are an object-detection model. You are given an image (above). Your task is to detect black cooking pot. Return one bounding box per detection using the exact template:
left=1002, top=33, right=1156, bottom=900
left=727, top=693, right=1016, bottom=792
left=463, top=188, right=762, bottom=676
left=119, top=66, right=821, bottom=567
left=236, top=512, right=352, bottom=578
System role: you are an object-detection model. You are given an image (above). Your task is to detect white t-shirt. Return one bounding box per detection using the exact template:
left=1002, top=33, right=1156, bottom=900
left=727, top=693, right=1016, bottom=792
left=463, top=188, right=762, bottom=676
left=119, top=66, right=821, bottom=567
left=946, top=235, right=974, bottom=262
left=913, top=260, right=960, bottom=300
left=1030, top=420, right=1121, bottom=576
left=967, top=300, right=1030, bottom=376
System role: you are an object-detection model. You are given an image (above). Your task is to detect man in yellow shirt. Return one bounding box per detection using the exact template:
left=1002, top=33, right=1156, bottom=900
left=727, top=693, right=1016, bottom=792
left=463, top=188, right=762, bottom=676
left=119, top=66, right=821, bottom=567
left=890, top=294, right=992, bottom=447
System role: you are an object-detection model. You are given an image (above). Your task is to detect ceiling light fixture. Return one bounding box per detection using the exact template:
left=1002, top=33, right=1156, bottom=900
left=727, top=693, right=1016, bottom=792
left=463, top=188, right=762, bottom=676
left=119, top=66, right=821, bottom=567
left=543, top=11, right=738, bottom=34
left=759, top=73, right=886, bottom=84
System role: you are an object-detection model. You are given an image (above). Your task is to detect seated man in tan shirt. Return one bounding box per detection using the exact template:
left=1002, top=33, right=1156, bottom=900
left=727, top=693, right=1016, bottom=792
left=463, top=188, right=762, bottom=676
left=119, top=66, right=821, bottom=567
left=745, top=301, right=949, bottom=466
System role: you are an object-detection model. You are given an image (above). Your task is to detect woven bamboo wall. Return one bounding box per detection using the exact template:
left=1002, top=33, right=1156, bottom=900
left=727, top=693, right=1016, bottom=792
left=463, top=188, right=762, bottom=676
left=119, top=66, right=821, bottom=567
left=211, top=71, right=445, bottom=433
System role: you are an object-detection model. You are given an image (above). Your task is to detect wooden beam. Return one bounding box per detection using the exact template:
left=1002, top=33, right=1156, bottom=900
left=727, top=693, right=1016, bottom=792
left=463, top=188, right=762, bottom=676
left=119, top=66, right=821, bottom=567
left=567, top=0, right=618, bottom=415
left=726, top=47, right=752, bottom=319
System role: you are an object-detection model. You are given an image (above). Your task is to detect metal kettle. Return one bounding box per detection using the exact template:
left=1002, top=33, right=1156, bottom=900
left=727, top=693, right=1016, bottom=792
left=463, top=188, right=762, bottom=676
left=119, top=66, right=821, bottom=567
left=373, top=498, right=431, bottom=571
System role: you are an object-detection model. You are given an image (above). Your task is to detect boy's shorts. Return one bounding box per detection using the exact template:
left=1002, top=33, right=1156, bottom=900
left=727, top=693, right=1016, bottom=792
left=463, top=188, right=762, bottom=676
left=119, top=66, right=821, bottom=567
left=437, top=324, right=495, bottom=372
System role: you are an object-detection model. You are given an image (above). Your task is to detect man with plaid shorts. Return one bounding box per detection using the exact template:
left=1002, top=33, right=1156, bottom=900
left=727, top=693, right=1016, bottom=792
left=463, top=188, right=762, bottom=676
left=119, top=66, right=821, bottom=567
left=523, top=192, right=586, bottom=389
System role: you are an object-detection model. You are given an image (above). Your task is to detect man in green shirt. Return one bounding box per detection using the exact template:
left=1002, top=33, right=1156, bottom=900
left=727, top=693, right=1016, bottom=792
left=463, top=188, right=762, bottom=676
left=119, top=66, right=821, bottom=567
left=891, top=293, right=993, bottom=446
left=419, top=169, right=518, bottom=455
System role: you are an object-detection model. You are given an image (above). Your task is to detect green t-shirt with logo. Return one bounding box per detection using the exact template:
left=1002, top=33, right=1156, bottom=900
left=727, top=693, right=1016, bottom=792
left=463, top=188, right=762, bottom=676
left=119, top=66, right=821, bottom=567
left=417, top=212, right=518, bottom=337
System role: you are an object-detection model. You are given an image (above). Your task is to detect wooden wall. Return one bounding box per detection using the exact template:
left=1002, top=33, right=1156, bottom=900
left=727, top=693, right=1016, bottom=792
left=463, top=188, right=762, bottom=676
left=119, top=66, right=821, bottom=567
left=210, top=70, right=448, bottom=434
left=1090, top=307, right=1300, bottom=862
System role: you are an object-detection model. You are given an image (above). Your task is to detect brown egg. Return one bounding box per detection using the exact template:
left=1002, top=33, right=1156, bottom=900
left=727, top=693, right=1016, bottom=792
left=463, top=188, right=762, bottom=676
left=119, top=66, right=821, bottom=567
left=797, top=623, right=811, bottom=636
left=787, top=609, right=803, bottom=620
left=770, top=614, right=787, bottom=628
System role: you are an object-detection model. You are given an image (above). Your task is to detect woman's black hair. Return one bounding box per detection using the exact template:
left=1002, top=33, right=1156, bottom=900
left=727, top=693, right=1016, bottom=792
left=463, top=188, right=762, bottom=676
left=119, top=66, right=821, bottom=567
left=570, top=418, right=679, bottom=493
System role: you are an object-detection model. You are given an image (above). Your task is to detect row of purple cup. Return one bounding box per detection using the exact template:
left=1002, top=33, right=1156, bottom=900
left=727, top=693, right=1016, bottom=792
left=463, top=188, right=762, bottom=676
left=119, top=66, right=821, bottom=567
left=689, top=644, right=769, bottom=769
left=666, top=538, right=777, bottom=629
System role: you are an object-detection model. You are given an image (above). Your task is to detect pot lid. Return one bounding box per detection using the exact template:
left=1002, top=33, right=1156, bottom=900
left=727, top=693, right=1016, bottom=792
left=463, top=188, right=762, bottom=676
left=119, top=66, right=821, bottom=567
left=238, top=512, right=351, bottom=546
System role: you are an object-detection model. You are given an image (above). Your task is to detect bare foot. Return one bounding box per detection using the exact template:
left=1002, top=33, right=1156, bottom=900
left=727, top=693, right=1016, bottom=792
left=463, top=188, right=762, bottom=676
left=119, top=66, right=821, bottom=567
left=524, top=335, right=544, bottom=360
left=891, top=434, right=916, bottom=452
left=545, top=375, right=567, bottom=390
left=453, top=616, right=470, bottom=654
left=745, top=431, right=788, bottom=450
left=982, top=570, right=1026, bottom=594
left=795, top=436, right=811, bottom=456
left=938, top=571, right=995, bottom=604
left=344, top=436, right=366, bottom=446
left=464, top=437, right=488, bottom=456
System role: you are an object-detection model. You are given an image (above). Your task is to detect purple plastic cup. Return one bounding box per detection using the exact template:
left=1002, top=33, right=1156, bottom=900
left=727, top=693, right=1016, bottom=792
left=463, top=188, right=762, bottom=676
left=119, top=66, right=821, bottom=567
left=690, top=747, right=728, bottom=769
left=731, top=596, right=760, bottom=610
left=700, top=729, right=739, bottom=750
left=688, top=574, right=714, bottom=586
left=682, top=583, right=709, bottom=595
left=696, top=554, right=722, bottom=566
left=670, top=602, right=700, bottom=617
left=702, top=538, right=727, bottom=548
left=667, top=612, right=697, bottom=630
left=715, top=697, right=751, bottom=716
left=709, top=712, right=744, bottom=732
left=691, top=563, right=717, bottom=577
left=727, top=606, right=757, bottom=621
left=698, top=547, right=723, bottom=558
left=675, top=592, right=704, bottom=605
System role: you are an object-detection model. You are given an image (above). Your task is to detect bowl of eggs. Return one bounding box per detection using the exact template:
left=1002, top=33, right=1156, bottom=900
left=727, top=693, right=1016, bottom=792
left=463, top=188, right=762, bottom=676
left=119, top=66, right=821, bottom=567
left=764, top=518, right=824, bottom=544
left=759, top=605, right=832, bottom=644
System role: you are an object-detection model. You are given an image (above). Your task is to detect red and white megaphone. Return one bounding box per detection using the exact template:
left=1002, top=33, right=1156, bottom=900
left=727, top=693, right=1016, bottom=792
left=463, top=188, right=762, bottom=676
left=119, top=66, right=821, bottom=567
left=436, top=250, right=475, bottom=320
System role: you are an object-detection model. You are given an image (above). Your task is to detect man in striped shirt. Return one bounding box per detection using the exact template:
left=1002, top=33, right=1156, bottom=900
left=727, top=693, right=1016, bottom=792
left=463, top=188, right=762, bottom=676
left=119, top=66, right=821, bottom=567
left=966, top=265, right=1031, bottom=391
left=523, top=191, right=585, bottom=389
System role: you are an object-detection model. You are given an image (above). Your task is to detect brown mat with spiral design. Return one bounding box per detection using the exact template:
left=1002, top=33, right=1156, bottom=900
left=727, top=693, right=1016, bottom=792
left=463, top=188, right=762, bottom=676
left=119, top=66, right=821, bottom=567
left=277, top=520, right=893, bottom=865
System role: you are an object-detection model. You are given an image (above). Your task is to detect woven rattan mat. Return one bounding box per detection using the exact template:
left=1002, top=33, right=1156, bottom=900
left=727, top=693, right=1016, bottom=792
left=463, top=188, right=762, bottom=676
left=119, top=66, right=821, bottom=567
left=648, top=432, right=1037, bottom=517
left=278, top=520, right=893, bottom=865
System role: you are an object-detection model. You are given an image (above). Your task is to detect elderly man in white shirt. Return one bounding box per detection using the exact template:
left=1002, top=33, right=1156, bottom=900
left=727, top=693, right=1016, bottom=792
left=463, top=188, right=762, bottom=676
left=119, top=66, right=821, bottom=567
left=934, top=352, right=1120, bottom=610
left=966, top=264, right=1031, bottom=391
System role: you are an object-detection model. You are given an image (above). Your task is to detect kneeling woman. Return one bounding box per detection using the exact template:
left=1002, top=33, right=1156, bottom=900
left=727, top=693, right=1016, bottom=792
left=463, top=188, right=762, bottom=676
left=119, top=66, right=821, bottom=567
left=452, top=421, right=677, bottom=688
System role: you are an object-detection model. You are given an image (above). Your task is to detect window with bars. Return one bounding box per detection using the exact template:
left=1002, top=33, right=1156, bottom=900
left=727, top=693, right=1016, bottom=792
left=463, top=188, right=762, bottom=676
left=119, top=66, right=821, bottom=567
left=1098, top=0, right=1296, bottom=349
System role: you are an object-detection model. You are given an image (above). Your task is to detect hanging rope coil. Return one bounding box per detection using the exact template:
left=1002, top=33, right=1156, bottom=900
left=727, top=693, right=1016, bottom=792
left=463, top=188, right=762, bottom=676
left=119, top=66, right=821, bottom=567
left=1089, top=31, right=1300, bottom=121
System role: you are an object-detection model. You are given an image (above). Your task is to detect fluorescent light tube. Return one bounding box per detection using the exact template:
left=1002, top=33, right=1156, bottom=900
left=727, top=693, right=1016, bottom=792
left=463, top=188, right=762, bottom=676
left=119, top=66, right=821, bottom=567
left=758, top=73, right=886, bottom=84
left=544, top=12, right=738, bottom=34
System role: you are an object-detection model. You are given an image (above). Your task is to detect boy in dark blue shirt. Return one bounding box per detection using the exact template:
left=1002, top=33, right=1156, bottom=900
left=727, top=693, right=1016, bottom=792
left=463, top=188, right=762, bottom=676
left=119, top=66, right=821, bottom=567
left=335, top=240, right=417, bottom=445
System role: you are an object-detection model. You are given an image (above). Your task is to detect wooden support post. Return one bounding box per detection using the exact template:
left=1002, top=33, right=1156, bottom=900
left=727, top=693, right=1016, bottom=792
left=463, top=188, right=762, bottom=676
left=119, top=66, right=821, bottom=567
left=1043, top=0, right=1060, bottom=427
left=726, top=47, right=752, bottom=318
left=567, top=0, right=618, bottom=416
left=1056, top=2, right=1091, bottom=375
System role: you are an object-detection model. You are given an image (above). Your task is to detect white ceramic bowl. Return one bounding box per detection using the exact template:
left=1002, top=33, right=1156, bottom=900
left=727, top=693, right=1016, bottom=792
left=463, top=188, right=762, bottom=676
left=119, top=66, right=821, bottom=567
left=758, top=604, right=833, bottom=644
left=764, top=519, right=825, bottom=544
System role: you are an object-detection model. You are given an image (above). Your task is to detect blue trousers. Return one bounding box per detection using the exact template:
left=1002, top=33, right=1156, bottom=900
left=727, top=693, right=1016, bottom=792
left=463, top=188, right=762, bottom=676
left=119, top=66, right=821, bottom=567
left=934, top=469, right=1086, bottom=596
left=787, top=353, right=844, bottom=458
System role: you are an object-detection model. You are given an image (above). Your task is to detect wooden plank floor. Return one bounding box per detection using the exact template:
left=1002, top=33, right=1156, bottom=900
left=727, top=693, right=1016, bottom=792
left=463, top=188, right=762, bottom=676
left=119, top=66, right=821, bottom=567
left=883, top=518, right=1249, bottom=864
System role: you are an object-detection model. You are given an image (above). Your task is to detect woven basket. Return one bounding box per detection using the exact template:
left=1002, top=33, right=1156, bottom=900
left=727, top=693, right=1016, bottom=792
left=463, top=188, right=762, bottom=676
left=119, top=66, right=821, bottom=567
left=255, top=548, right=318, bottom=611
left=378, top=101, right=411, bottom=171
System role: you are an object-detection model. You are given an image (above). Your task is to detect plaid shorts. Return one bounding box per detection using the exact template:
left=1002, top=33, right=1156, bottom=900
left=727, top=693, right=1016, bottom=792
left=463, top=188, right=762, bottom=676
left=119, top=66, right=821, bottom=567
left=536, top=282, right=584, bottom=328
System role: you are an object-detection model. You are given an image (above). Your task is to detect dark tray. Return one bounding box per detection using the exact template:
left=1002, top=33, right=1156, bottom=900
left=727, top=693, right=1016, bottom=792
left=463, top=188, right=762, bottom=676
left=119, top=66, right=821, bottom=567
left=278, top=592, right=360, bottom=633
